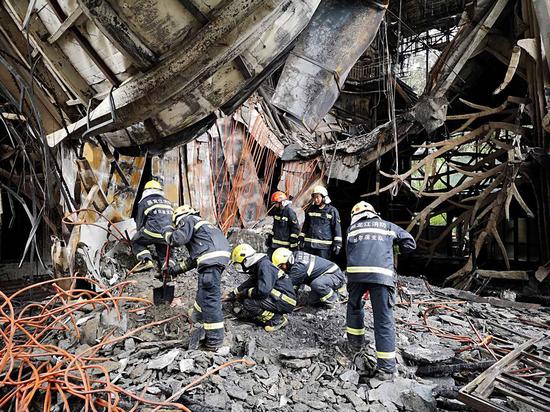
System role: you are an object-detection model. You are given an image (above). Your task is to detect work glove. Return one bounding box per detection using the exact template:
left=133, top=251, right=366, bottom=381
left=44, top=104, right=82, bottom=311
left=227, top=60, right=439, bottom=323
left=265, top=235, right=272, bottom=248
left=332, top=243, right=342, bottom=255
left=298, top=236, right=305, bottom=249
left=164, top=230, right=173, bottom=245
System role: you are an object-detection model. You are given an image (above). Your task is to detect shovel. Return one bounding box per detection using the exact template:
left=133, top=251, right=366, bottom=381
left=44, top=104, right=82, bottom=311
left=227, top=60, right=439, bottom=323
left=153, top=244, right=175, bottom=305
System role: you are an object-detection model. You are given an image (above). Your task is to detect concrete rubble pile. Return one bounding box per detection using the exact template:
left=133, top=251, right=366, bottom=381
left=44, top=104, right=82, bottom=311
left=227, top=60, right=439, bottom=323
left=4, top=241, right=548, bottom=412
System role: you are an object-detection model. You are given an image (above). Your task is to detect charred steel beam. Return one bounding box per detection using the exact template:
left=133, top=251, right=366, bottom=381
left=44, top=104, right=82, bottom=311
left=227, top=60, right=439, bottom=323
left=271, top=0, right=388, bottom=132
left=176, top=0, right=209, bottom=25
left=77, top=0, right=158, bottom=70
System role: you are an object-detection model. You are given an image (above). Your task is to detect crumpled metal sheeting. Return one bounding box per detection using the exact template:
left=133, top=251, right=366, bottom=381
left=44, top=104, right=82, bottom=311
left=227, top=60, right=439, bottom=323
left=272, top=0, right=388, bottom=132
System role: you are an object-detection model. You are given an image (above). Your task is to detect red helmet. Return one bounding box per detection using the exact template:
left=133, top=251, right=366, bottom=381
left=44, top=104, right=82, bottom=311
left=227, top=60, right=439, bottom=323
left=270, top=191, right=287, bottom=203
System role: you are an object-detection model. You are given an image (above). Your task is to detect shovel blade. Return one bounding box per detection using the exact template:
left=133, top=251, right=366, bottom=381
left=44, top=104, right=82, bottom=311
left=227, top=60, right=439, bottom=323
left=153, top=284, right=175, bottom=305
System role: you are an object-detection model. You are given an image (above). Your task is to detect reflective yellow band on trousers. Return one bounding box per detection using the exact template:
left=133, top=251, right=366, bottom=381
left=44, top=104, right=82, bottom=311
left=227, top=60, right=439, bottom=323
left=257, top=310, right=274, bottom=322
left=323, top=264, right=339, bottom=274
left=333, top=236, right=343, bottom=241
left=346, top=266, right=394, bottom=277
left=272, top=239, right=290, bottom=246
left=136, top=250, right=151, bottom=258
left=305, top=237, right=333, bottom=245
left=143, top=228, right=164, bottom=239
left=320, top=289, right=334, bottom=302
left=306, top=257, right=316, bottom=277
left=290, top=233, right=299, bottom=238
left=144, top=204, right=173, bottom=215
left=346, top=327, right=365, bottom=336
left=204, top=322, right=224, bottom=330
left=196, top=251, right=231, bottom=264
left=348, top=228, right=396, bottom=238
left=194, top=301, right=202, bottom=312
left=270, top=289, right=296, bottom=306
left=377, top=351, right=396, bottom=359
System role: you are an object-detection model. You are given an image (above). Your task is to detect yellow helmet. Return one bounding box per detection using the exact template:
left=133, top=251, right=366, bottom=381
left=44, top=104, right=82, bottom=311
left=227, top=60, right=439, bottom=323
left=231, top=244, right=256, bottom=264
left=272, top=247, right=294, bottom=267
left=173, top=204, right=197, bottom=223
left=312, top=185, right=328, bottom=197
left=351, top=201, right=377, bottom=217
left=144, top=180, right=162, bottom=190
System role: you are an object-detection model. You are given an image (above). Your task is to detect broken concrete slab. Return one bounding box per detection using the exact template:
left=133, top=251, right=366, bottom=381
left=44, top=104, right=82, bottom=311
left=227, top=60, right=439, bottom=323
left=402, top=343, right=455, bottom=364
left=147, top=348, right=180, bottom=370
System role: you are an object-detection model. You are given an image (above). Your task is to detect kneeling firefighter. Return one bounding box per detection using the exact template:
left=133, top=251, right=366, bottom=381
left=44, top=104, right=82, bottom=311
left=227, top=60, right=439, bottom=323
left=163, top=205, right=231, bottom=350
left=345, top=201, right=416, bottom=380
left=228, top=244, right=296, bottom=331
left=272, top=248, right=345, bottom=306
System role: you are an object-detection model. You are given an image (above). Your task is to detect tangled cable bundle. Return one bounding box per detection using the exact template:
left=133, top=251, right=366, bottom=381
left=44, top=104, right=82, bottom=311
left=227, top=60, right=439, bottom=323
left=0, top=277, right=190, bottom=411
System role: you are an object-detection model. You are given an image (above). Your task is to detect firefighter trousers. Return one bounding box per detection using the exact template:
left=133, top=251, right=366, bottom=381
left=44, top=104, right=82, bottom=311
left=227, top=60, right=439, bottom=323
left=303, top=245, right=331, bottom=260
left=191, top=265, right=225, bottom=346
left=346, top=282, right=396, bottom=372
left=132, top=230, right=168, bottom=265
left=309, top=270, right=346, bottom=304
left=238, top=295, right=293, bottom=326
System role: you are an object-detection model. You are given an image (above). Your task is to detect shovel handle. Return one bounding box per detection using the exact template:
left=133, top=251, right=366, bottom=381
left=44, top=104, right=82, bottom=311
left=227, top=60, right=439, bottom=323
left=163, top=243, right=171, bottom=286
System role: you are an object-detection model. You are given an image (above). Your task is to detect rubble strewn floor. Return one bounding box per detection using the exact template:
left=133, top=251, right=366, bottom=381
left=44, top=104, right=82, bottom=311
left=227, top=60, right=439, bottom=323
left=3, top=249, right=548, bottom=411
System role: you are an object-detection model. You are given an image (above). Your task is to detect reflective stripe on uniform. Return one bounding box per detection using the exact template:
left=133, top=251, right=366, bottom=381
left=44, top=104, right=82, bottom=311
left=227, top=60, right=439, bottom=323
left=143, top=228, right=164, bottom=239
left=274, top=215, right=288, bottom=221
left=196, top=250, right=231, bottom=264
left=348, top=228, right=396, bottom=238
left=247, top=288, right=254, bottom=298
left=270, top=289, right=296, bottom=306
left=323, top=264, right=339, bottom=274
left=194, top=220, right=211, bottom=230
left=306, top=257, right=316, bottom=277
left=346, top=266, right=394, bottom=277
left=136, top=250, right=151, bottom=258
left=377, top=351, right=396, bottom=359
left=304, top=237, right=333, bottom=245
left=257, top=310, right=274, bottom=322
left=299, top=232, right=305, bottom=237
left=346, top=327, right=365, bottom=336
left=272, top=239, right=290, bottom=246
left=194, top=301, right=202, bottom=312
left=308, top=212, right=322, bottom=217
left=334, top=236, right=342, bottom=241
left=319, top=289, right=334, bottom=302
left=203, top=321, right=224, bottom=330
left=290, top=233, right=299, bottom=238
left=144, top=204, right=172, bottom=215
left=277, top=270, right=285, bottom=279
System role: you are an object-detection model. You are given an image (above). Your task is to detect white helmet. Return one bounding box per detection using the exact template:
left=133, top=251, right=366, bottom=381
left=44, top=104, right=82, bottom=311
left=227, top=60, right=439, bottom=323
left=312, top=185, right=328, bottom=197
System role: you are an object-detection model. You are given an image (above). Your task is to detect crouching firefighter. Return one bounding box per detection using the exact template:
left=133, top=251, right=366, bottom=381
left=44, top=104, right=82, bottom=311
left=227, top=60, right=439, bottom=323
left=265, top=191, right=300, bottom=257
left=228, top=244, right=296, bottom=332
left=345, top=201, right=416, bottom=380
left=132, top=180, right=173, bottom=271
left=163, top=205, right=231, bottom=350
left=272, top=248, right=345, bottom=306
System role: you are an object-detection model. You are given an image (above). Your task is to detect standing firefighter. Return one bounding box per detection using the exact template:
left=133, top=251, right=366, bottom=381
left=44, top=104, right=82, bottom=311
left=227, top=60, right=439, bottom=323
left=345, top=201, right=416, bottom=380
left=299, top=185, right=342, bottom=260
left=132, top=180, right=173, bottom=271
left=266, top=191, right=300, bottom=257
left=272, top=248, right=345, bottom=306
left=163, top=205, right=230, bottom=350
left=228, top=244, right=296, bottom=331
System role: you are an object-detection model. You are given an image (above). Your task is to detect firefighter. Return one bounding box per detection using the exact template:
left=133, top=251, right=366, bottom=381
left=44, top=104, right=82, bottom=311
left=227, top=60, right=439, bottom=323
left=266, top=191, right=300, bottom=257
left=228, top=244, right=296, bottom=331
left=163, top=205, right=231, bottom=350
left=345, top=201, right=416, bottom=380
left=131, top=180, right=173, bottom=271
left=272, top=247, right=346, bottom=306
left=299, top=185, right=342, bottom=260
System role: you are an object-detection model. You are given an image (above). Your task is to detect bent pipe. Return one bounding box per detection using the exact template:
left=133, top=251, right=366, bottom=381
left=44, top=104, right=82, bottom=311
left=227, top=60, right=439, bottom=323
left=271, top=0, right=388, bottom=132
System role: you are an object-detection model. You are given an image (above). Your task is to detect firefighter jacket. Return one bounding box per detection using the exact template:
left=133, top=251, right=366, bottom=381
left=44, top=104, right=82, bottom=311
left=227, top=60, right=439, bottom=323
left=300, top=204, right=342, bottom=250
left=287, top=251, right=340, bottom=287
left=268, top=203, right=300, bottom=249
left=346, top=216, right=416, bottom=286
left=169, top=214, right=231, bottom=269
left=236, top=255, right=296, bottom=306
left=135, top=190, right=173, bottom=238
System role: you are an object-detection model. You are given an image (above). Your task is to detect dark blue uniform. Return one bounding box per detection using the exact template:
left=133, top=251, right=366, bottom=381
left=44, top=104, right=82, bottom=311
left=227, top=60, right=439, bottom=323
left=169, top=214, right=231, bottom=347
left=235, top=255, right=296, bottom=327
left=345, top=215, right=416, bottom=372
left=300, top=204, right=342, bottom=260
left=267, top=204, right=300, bottom=257
left=132, top=191, right=173, bottom=265
left=287, top=251, right=345, bottom=304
